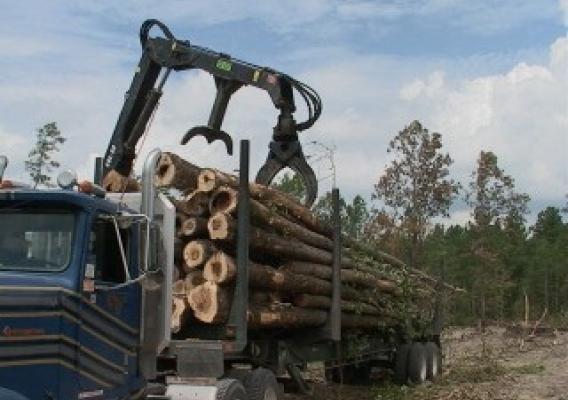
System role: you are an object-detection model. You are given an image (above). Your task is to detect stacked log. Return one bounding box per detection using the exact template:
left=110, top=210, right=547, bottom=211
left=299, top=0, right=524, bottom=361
left=156, top=152, right=447, bottom=335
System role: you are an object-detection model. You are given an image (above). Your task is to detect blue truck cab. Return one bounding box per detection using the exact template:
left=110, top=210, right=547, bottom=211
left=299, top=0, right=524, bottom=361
left=0, top=151, right=177, bottom=400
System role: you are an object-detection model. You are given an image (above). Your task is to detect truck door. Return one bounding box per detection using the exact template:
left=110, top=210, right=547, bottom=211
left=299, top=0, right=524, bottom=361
left=77, top=214, right=141, bottom=398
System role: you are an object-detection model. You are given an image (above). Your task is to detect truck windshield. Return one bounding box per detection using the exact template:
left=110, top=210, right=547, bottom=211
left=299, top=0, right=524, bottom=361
left=0, top=211, right=75, bottom=272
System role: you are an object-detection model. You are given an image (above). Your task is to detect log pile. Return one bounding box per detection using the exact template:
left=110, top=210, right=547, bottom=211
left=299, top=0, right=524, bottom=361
left=155, top=152, right=446, bottom=335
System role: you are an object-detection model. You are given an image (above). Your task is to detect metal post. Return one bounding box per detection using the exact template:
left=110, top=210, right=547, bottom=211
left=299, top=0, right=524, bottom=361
left=227, top=140, right=250, bottom=353
left=330, top=188, right=342, bottom=342
left=94, top=157, right=103, bottom=185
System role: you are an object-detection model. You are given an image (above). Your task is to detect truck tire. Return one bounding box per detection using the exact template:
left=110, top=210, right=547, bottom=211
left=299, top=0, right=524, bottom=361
left=244, top=368, right=280, bottom=400
left=216, top=379, right=248, bottom=400
left=425, top=342, right=442, bottom=380
left=407, top=343, right=427, bottom=385
left=393, top=343, right=411, bottom=384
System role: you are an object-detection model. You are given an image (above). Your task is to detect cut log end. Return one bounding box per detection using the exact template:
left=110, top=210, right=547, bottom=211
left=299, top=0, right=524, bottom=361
left=208, top=213, right=232, bottom=240
left=188, top=282, right=231, bottom=324
left=203, top=252, right=236, bottom=284
left=183, top=240, right=217, bottom=270
left=154, top=153, right=175, bottom=187
left=209, top=186, right=238, bottom=215
left=102, top=169, right=140, bottom=193
left=198, top=170, right=217, bottom=192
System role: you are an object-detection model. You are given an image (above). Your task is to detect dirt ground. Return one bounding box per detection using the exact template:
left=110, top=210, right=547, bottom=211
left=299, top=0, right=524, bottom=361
left=285, top=326, right=568, bottom=400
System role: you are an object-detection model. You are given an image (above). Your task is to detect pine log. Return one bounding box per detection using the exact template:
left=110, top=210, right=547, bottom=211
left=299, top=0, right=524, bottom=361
left=173, top=191, right=210, bottom=217
left=203, top=252, right=333, bottom=298
left=203, top=253, right=382, bottom=309
left=209, top=213, right=334, bottom=265
left=210, top=186, right=333, bottom=250
left=178, top=216, right=209, bottom=239
left=203, top=252, right=236, bottom=284
left=282, top=261, right=402, bottom=296
left=154, top=152, right=200, bottom=193
left=207, top=213, right=392, bottom=281
left=198, top=169, right=329, bottom=236
left=250, top=291, right=284, bottom=305
left=102, top=169, right=141, bottom=193
left=247, top=307, right=328, bottom=329
left=188, top=282, right=232, bottom=324
left=247, top=306, right=394, bottom=329
left=293, top=294, right=381, bottom=315
left=183, top=240, right=218, bottom=270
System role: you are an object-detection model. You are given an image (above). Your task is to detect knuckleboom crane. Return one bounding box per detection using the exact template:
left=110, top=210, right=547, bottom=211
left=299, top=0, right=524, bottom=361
left=102, top=19, right=322, bottom=205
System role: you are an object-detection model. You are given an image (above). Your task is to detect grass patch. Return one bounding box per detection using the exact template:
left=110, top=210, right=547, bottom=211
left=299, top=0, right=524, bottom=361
left=439, top=358, right=507, bottom=385
left=510, top=363, right=545, bottom=375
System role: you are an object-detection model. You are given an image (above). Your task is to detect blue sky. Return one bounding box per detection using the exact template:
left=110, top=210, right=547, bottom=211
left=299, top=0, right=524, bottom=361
left=0, top=1, right=566, bottom=224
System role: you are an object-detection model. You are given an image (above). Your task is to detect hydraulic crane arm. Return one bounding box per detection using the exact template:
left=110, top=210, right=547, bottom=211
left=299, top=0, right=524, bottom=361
left=103, top=19, right=321, bottom=205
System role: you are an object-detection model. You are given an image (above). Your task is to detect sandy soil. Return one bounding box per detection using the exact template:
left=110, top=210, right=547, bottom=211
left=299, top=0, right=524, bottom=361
left=284, top=326, right=568, bottom=400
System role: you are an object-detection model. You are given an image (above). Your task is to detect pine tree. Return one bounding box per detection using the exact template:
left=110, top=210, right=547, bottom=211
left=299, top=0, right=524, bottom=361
left=25, top=122, right=66, bottom=188
left=466, top=150, right=530, bottom=325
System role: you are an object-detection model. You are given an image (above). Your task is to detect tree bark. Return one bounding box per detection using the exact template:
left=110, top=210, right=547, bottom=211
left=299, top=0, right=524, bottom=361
left=208, top=213, right=334, bottom=265
left=188, top=282, right=233, bottom=324
left=281, top=261, right=401, bottom=296
left=154, top=152, right=201, bottom=193
left=210, top=186, right=333, bottom=250
left=293, top=294, right=381, bottom=315
left=173, top=191, right=210, bottom=217
left=183, top=240, right=218, bottom=270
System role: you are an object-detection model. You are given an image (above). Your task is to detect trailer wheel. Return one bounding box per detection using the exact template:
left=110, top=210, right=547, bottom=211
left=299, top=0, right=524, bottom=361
left=393, top=343, right=411, bottom=384
left=407, top=343, right=427, bottom=385
left=425, top=342, right=442, bottom=380
left=216, top=378, right=247, bottom=400
left=244, top=368, right=280, bottom=400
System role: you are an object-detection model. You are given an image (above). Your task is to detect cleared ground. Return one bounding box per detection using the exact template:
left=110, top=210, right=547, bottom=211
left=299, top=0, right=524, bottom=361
left=285, top=326, right=568, bottom=400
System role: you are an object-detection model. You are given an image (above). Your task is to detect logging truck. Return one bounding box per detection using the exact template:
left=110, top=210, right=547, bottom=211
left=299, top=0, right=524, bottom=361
left=0, top=146, right=444, bottom=399
left=0, top=19, right=446, bottom=400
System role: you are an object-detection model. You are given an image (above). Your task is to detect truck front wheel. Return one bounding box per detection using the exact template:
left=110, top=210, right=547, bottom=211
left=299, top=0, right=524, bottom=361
left=216, top=379, right=247, bottom=400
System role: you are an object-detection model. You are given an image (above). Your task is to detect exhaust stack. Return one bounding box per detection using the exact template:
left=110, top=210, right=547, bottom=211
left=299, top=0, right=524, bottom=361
left=0, top=156, right=7, bottom=182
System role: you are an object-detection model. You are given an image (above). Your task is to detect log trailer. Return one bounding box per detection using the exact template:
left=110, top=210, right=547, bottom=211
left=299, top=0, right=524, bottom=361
left=0, top=20, right=444, bottom=400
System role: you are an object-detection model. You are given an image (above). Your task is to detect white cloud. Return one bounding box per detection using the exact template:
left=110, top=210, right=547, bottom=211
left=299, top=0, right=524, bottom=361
left=560, top=0, right=568, bottom=26
left=400, top=37, right=568, bottom=208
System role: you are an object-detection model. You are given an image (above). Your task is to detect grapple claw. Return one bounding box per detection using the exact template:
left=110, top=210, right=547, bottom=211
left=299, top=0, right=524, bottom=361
left=255, top=140, right=318, bottom=207
left=181, top=126, right=233, bottom=155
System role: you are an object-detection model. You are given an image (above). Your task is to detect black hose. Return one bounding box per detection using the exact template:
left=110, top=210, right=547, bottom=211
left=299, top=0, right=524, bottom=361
left=140, top=19, right=176, bottom=47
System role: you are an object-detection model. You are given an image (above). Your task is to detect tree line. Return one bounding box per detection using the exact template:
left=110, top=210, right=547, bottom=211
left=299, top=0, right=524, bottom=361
left=275, top=121, right=568, bottom=326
